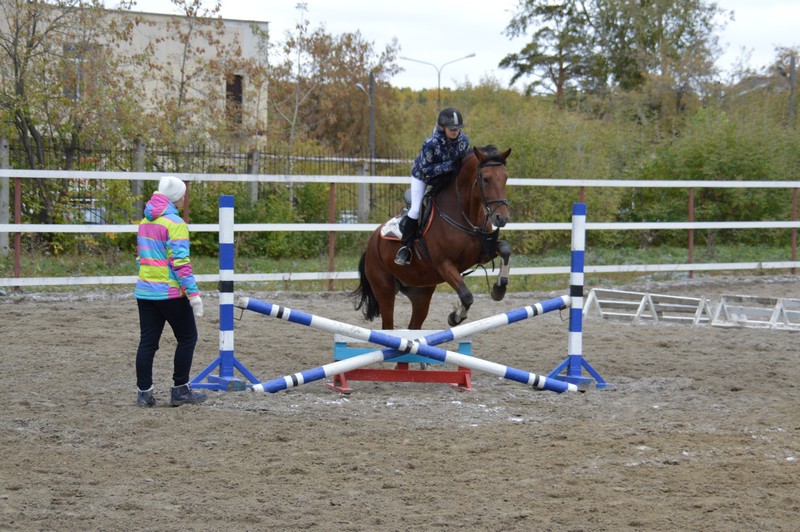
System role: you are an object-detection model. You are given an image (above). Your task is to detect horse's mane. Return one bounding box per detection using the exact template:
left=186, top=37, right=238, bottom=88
left=428, top=149, right=472, bottom=197
left=478, top=144, right=505, bottom=165
left=428, top=145, right=504, bottom=197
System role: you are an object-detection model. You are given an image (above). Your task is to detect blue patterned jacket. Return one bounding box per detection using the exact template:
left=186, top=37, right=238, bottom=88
left=411, top=126, right=471, bottom=183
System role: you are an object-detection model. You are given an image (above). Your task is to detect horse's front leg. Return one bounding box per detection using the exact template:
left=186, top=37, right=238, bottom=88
left=448, top=277, right=473, bottom=326
left=491, top=240, right=512, bottom=301
left=438, top=262, right=473, bottom=327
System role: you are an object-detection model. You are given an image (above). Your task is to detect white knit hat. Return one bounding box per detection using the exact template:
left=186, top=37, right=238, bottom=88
left=158, top=176, right=186, bottom=202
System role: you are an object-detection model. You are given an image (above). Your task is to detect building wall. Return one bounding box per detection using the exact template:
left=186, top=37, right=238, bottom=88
left=121, top=10, right=270, bottom=143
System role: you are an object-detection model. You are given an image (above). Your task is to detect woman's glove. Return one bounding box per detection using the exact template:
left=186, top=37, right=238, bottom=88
left=189, top=295, right=204, bottom=318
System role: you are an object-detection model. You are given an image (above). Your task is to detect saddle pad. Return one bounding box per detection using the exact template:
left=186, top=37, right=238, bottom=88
left=379, top=209, right=435, bottom=241
left=380, top=215, right=404, bottom=240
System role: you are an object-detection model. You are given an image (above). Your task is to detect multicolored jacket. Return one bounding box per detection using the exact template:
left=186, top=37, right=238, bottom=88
left=411, top=126, right=471, bottom=183
left=135, top=193, right=199, bottom=300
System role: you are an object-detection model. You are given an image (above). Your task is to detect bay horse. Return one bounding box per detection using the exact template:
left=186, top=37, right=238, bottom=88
left=353, top=145, right=512, bottom=330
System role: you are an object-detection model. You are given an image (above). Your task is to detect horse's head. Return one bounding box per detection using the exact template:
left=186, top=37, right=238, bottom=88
left=473, top=145, right=512, bottom=229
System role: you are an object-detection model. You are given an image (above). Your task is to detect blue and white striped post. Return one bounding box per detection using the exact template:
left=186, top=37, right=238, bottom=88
left=547, top=203, right=612, bottom=389
left=238, top=297, right=578, bottom=393
left=248, top=295, right=571, bottom=393
left=191, top=195, right=260, bottom=391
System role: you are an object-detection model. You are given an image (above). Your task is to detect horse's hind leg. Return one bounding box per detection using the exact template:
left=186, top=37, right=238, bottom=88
left=402, top=286, right=436, bottom=330
left=491, top=240, right=512, bottom=301
left=366, top=273, right=398, bottom=330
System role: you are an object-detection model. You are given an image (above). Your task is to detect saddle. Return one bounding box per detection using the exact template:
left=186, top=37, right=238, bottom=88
left=379, top=194, right=434, bottom=241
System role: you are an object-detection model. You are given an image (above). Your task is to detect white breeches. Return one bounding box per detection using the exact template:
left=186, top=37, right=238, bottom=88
left=407, top=178, right=427, bottom=220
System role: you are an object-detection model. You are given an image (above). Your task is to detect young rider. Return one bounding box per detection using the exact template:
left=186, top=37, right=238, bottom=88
left=395, top=107, right=471, bottom=265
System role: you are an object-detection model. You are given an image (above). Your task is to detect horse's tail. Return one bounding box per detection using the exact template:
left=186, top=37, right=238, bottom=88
left=352, top=251, right=380, bottom=322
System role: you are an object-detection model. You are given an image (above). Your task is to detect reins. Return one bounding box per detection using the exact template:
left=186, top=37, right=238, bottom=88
left=430, top=156, right=509, bottom=262
left=435, top=158, right=509, bottom=236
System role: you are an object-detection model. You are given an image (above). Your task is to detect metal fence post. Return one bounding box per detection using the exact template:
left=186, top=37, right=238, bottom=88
left=688, top=187, right=695, bottom=279
left=357, top=161, right=370, bottom=222
left=133, top=138, right=145, bottom=215
left=0, top=136, right=9, bottom=255
left=328, top=182, right=336, bottom=291
left=792, top=187, right=798, bottom=275
left=248, top=148, right=260, bottom=206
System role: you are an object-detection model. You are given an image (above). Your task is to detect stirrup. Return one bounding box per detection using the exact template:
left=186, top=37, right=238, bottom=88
left=394, top=246, right=412, bottom=266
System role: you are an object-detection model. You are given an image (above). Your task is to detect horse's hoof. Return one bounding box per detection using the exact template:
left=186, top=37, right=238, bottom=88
left=448, top=312, right=464, bottom=327
left=491, top=282, right=507, bottom=301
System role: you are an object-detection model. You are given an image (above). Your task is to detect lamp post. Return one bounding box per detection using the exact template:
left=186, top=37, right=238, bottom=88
left=355, top=71, right=375, bottom=222
left=777, top=56, right=797, bottom=122
left=355, top=71, right=375, bottom=176
left=399, top=53, right=476, bottom=110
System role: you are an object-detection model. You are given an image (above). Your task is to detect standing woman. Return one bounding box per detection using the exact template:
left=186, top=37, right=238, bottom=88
left=134, top=175, right=207, bottom=407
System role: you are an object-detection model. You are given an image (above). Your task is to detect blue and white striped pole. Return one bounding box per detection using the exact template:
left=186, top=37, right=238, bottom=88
left=238, top=297, right=578, bottom=393
left=249, top=295, right=570, bottom=393
left=569, top=202, right=586, bottom=371
left=191, top=195, right=259, bottom=390
left=547, top=203, right=611, bottom=389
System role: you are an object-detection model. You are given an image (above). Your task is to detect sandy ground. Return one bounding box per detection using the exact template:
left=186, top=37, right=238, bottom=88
left=1, top=274, right=798, bottom=531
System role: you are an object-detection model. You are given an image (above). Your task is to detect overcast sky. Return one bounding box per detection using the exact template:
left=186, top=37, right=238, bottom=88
left=130, top=0, right=799, bottom=90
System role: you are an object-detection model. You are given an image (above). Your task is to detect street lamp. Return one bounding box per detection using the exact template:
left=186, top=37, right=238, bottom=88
left=355, top=71, right=376, bottom=222
left=399, top=53, right=476, bottom=110
left=776, top=56, right=796, bottom=122
left=355, top=71, right=375, bottom=176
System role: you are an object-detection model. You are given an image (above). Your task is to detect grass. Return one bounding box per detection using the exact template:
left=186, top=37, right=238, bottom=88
left=1, top=243, right=794, bottom=294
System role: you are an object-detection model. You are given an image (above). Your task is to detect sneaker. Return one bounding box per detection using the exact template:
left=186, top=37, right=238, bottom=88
left=136, top=387, right=157, bottom=408
left=170, top=383, right=208, bottom=406
left=394, top=246, right=412, bottom=266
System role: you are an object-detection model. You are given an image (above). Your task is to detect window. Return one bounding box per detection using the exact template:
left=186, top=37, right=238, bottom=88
left=62, top=42, right=99, bottom=102
left=226, top=73, right=244, bottom=125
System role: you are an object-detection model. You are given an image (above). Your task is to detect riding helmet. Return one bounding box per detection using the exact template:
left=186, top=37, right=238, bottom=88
left=437, top=107, right=465, bottom=130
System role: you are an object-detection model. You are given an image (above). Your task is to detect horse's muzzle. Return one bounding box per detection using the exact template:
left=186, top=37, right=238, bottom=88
left=492, top=212, right=509, bottom=228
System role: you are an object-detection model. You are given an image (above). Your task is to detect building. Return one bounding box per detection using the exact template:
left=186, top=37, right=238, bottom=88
left=123, top=9, right=270, bottom=143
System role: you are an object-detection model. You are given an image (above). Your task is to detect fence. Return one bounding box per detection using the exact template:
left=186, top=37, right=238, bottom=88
left=3, top=139, right=414, bottom=224
left=1, top=170, right=799, bottom=289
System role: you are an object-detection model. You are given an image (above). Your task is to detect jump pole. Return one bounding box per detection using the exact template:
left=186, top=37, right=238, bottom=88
left=547, top=202, right=612, bottom=389
left=237, top=297, right=578, bottom=393
left=190, top=195, right=260, bottom=391
left=246, top=295, right=571, bottom=394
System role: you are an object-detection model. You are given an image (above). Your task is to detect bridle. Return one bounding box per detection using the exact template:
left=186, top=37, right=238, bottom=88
left=474, top=160, right=511, bottom=232
left=436, top=157, right=510, bottom=236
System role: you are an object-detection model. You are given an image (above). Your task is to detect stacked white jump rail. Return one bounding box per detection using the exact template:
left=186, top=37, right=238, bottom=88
left=584, top=288, right=713, bottom=325
left=711, top=295, right=800, bottom=330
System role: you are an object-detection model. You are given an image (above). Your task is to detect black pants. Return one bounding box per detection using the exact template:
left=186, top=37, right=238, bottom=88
left=136, top=298, right=198, bottom=390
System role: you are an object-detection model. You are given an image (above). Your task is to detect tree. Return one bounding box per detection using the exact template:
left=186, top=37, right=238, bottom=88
left=0, top=0, right=145, bottom=241
left=267, top=4, right=400, bottom=156
left=1, top=0, right=141, bottom=166
left=502, top=0, right=729, bottom=106
left=501, top=1, right=589, bottom=106
left=134, top=0, right=247, bottom=151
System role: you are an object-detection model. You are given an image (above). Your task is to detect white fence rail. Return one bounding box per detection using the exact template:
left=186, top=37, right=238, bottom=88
left=1, top=170, right=798, bottom=288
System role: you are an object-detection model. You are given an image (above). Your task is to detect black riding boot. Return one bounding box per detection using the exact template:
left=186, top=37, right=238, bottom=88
left=394, top=216, right=419, bottom=266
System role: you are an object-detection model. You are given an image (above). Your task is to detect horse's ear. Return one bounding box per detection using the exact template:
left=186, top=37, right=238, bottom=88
left=472, top=146, right=482, bottom=160
left=501, top=148, right=512, bottom=162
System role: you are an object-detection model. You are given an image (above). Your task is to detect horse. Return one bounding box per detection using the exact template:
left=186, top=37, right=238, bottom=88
left=353, top=144, right=513, bottom=330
